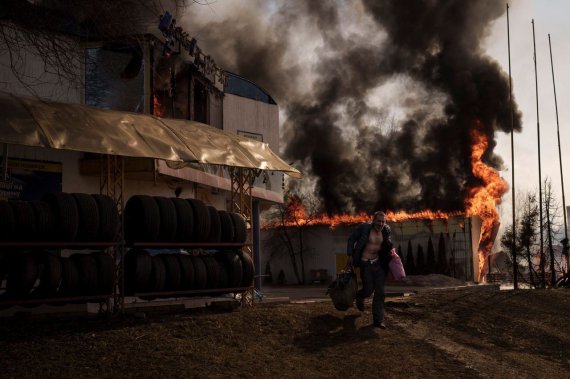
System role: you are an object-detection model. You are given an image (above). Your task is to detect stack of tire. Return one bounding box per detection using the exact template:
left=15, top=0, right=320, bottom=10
left=124, top=195, right=247, bottom=243
left=0, top=192, right=119, bottom=308
left=0, top=251, right=115, bottom=307
left=0, top=192, right=120, bottom=242
left=124, top=249, right=254, bottom=298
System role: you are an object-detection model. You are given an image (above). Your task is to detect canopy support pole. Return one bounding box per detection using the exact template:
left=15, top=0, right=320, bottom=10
left=229, top=167, right=259, bottom=305
left=100, top=154, right=125, bottom=314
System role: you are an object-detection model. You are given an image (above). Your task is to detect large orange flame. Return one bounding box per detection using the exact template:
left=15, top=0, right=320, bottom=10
left=263, top=200, right=465, bottom=230
left=266, top=122, right=507, bottom=283
left=465, top=122, right=508, bottom=281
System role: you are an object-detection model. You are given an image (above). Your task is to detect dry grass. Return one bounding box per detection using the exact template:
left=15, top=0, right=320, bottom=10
left=1, top=287, right=569, bottom=378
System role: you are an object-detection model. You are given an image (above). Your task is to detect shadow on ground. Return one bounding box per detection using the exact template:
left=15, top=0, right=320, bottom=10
left=293, top=313, right=380, bottom=351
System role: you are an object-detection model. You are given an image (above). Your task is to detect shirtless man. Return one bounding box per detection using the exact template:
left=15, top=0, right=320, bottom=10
left=346, top=211, right=392, bottom=329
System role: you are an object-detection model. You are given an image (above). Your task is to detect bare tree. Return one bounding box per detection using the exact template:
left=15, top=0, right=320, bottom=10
left=500, top=223, right=525, bottom=283
left=500, top=191, right=540, bottom=288
left=0, top=0, right=188, bottom=96
left=264, top=189, right=320, bottom=284
left=518, top=191, right=540, bottom=287
left=543, top=178, right=565, bottom=286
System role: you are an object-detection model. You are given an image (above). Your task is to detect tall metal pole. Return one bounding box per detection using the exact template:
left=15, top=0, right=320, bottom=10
left=548, top=34, right=570, bottom=270
left=507, top=4, right=518, bottom=289
left=532, top=20, right=545, bottom=286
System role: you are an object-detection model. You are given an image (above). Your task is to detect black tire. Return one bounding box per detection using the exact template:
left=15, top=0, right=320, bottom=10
left=187, top=198, right=210, bottom=242
left=171, top=198, right=194, bottom=242
left=201, top=254, right=220, bottom=289
left=72, top=193, right=100, bottom=242
left=35, top=252, right=62, bottom=297
left=218, top=210, right=234, bottom=243
left=31, top=201, right=56, bottom=241
left=0, top=294, right=14, bottom=310
left=124, top=195, right=160, bottom=243
left=71, top=254, right=99, bottom=296
left=239, top=251, right=254, bottom=287
left=216, top=258, right=229, bottom=290
left=0, top=252, right=8, bottom=285
left=230, top=212, right=247, bottom=243
left=92, top=194, right=119, bottom=242
left=190, top=255, right=207, bottom=290
left=0, top=201, right=15, bottom=241
left=59, top=257, right=80, bottom=298
left=42, top=192, right=79, bottom=241
left=9, top=201, right=37, bottom=241
left=0, top=252, right=12, bottom=308
left=159, top=254, right=181, bottom=292
left=124, top=249, right=152, bottom=295
left=90, top=251, right=115, bottom=295
left=218, top=252, right=243, bottom=288
left=206, top=206, right=222, bottom=243
left=5, top=253, right=38, bottom=296
left=147, top=255, right=166, bottom=295
left=154, top=197, right=177, bottom=242
left=176, top=254, right=195, bottom=290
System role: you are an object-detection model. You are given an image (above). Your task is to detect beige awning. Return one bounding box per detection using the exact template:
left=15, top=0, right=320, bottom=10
left=0, top=91, right=302, bottom=178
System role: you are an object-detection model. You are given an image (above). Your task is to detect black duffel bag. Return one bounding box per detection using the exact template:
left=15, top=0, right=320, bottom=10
left=326, top=267, right=357, bottom=311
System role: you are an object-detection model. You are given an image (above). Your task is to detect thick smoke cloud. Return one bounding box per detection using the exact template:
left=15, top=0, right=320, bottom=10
left=185, top=0, right=522, bottom=214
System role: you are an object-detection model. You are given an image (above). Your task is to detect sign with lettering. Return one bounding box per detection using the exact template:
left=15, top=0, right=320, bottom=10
left=0, top=158, right=62, bottom=201
left=237, top=130, right=263, bottom=142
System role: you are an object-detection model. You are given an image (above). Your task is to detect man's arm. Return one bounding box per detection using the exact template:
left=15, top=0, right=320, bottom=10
left=346, top=224, right=363, bottom=266
left=346, top=225, right=362, bottom=256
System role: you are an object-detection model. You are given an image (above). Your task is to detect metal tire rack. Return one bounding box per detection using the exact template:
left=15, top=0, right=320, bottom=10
left=0, top=242, right=118, bottom=311
left=229, top=167, right=257, bottom=306
left=0, top=157, right=260, bottom=316
left=100, top=154, right=125, bottom=314
left=0, top=151, right=121, bottom=314
left=100, top=159, right=258, bottom=313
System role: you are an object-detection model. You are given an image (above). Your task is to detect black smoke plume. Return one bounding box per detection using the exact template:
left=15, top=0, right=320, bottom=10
left=186, top=0, right=522, bottom=214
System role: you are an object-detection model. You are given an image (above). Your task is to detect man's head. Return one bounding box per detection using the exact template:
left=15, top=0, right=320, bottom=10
left=372, top=211, right=386, bottom=231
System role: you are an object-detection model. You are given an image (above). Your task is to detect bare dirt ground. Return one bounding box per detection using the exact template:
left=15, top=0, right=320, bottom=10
left=1, top=285, right=569, bottom=378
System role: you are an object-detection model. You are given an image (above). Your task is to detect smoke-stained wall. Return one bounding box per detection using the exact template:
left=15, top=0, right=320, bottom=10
left=262, top=217, right=479, bottom=284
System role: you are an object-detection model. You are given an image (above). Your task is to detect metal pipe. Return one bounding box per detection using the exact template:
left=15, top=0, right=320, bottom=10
left=532, top=19, right=545, bottom=286
left=507, top=4, right=518, bottom=289
left=253, top=199, right=261, bottom=291
left=547, top=34, right=570, bottom=270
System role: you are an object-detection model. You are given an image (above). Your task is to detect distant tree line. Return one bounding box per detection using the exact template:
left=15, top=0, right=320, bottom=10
left=500, top=178, right=568, bottom=289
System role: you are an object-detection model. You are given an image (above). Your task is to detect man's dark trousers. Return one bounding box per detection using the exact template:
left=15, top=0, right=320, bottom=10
left=357, top=260, right=386, bottom=323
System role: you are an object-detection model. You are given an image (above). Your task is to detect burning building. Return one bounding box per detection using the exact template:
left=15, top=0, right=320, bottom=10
left=187, top=1, right=521, bottom=284
left=262, top=120, right=506, bottom=284
left=262, top=211, right=500, bottom=285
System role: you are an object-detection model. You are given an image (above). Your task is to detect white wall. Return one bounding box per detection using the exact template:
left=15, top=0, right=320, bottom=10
left=4, top=145, right=203, bottom=203
left=223, top=93, right=280, bottom=148
left=223, top=93, right=283, bottom=201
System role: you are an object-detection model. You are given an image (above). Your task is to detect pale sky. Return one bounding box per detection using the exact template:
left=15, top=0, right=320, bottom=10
left=486, top=0, right=570, bottom=232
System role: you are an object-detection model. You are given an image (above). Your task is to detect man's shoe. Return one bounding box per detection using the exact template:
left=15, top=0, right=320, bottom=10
left=355, top=297, right=364, bottom=312
left=373, top=321, right=386, bottom=329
